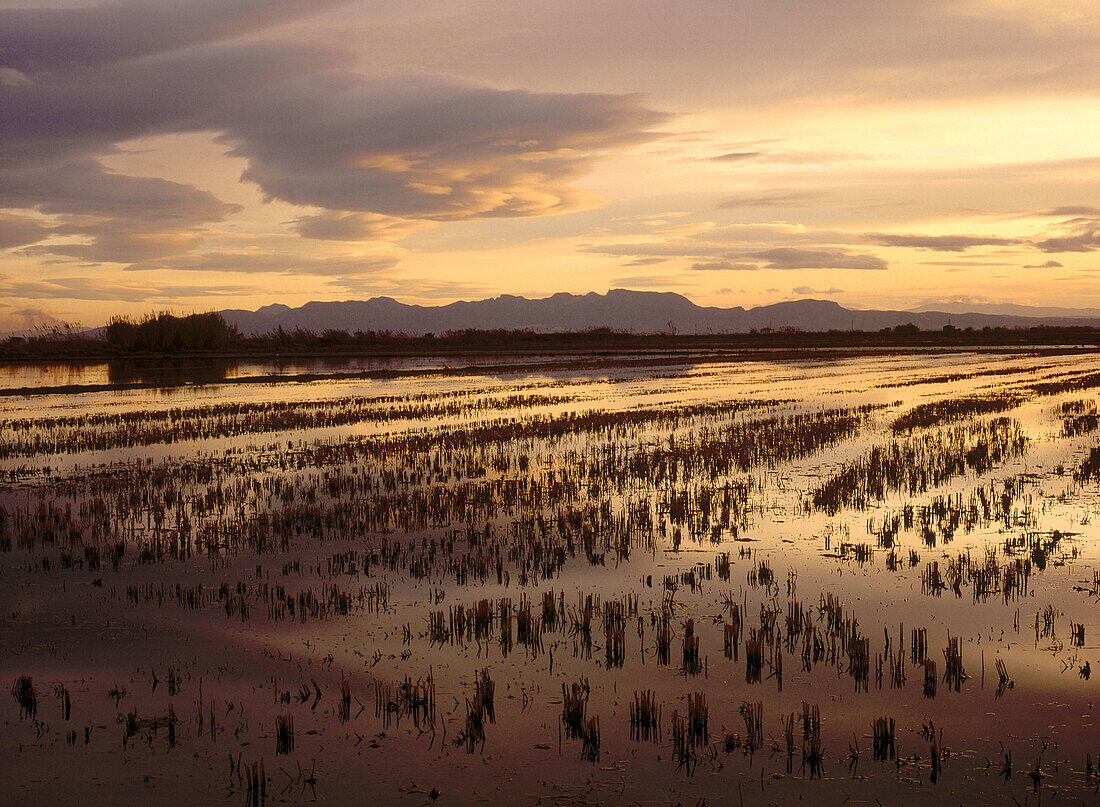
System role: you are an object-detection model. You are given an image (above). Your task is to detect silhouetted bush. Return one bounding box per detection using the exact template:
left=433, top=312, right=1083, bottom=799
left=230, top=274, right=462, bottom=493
left=106, top=312, right=240, bottom=352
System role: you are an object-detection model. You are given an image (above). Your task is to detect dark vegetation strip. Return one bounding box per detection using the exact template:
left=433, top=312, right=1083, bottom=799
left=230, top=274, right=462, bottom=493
left=295, top=399, right=800, bottom=464
left=1076, top=447, right=1100, bottom=482
left=878, top=360, right=1062, bottom=389
left=1060, top=400, right=1099, bottom=437
left=0, top=394, right=574, bottom=459
left=1063, top=414, right=1099, bottom=437
left=867, top=477, right=1032, bottom=549
left=891, top=394, right=1021, bottom=432
left=1060, top=399, right=1095, bottom=414
left=0, top=395, right=792, bottom=460
left=594, top=406, right=879, bottom=486
left=888, top=370, right=1100, bottom=434
left=1023, top=370, right=1100, bottom=397
left=811, top=418, right=1028, bottom=514
left=1, top=392, right=569, bottom=432
left=6, top=309, right=1100, bottom=362
left=0, top=406, right=875, bottom=577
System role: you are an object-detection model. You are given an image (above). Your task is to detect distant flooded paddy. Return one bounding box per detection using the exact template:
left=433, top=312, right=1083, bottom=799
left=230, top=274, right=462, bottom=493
left=3, top=348, right=1100, bottom=805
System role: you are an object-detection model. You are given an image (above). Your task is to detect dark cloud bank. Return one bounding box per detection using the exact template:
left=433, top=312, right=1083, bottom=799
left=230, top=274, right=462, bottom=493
left=0, top=0, right=668, bottom=274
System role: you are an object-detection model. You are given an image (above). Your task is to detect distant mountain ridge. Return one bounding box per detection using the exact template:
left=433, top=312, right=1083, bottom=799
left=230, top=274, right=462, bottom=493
left=910, top=301, right=1100, bottom=319
left=218, top=290, right=1100, bottom=336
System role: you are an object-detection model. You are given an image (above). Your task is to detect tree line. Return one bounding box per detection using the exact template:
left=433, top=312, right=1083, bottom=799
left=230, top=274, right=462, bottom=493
left=1, top=311, right=1099, bottom=360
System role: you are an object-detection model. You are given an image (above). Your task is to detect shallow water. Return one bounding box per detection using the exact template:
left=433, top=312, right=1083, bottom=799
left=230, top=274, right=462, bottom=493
left=2, top=349, right=1100, bottom=806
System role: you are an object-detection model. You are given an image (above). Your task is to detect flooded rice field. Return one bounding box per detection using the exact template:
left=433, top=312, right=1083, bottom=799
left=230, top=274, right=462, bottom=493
left=4, top=348, right=1100, bottom=805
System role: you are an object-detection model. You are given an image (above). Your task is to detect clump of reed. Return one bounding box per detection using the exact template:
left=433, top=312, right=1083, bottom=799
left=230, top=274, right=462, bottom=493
left=498, top=598, right=513, bottom=655
left=748, top=558, right=775, bottom=590
left=458, top=697, right=486, bottom=754
left=838, top=541, right=874, bottom=564
left=629, top=689, right=660, bottom=742
left=872, top=716, right=895, bottom=761
left=738, top=701, right=762, bottom=756
left=770, top=645, right=784, bottom=691
left=923, top=658, right=937, bottom=698
left=681, top=618, right=703, bottom=676
left=784, top=599, right=808, bottom=651
left=167, top=704, right=178, bottom=748
left=375, top=680, right=397, bottom=728
left=374, top=671, right=436, bottom=730
left=472, top=599, right=494, bottom=641
left=517, top=597, right=542, bottom=655
left=715, top=552, right=731, bottom=580
left=848, top=634, right=870, bottom=692
left=554, top=677, right=598, bottom=762
left=671, top=712, right=697, bottom=772
left=686, top=692, right=709, bottom=747
left=1002, top=559, right=1029, bottom=602
left=820, top=592, right=844, bottom=635
left=723, top=621, right=737, bottom=661
left=561, top=679, right=589, bottom=739
left=1036, top=604, right=1056, bottom=640
left=569, top=595, right=594, bottom=660
left=244, top=759, right=266, bottom=807
left=275, top=713, right=294, bottom=755
left=451, top=670, right=493, bottom=754
left=911, top=626, right=927, bottom=664
left=338, top=676, right=351, bottom=723
left=655, top=611, right=672, bottom=666
left=848, top=733, right=861, bottom=776
left=745, top=629, right=763, bottom=684
left=605, top=625, right=625, bottom=668
left=943, top=635, right=967, bottom=691
left=428, top=610, right=448, bottom=645
left=800, top=702, right=823, bottom=778
left=475, top=669, right=495, bottom=724
left=921, top=562, right=944, bottom=595
left=123, top=709, right=139, bottom=744
left=664, top=690, right=717, bottom=774
left=11, top=675, right=37, bottom=720
left=53, top=683, right=71, bottom=721
left=1076, top=446, right=1100, bottom=481
left=782, top=712, right=795, bottom=772
left=723, top=601, right=741, bottom=661
left=541, top=590, right=558, bottom=631
left=928, top=722, right=943, bottom=783
left=888, top=646, right=906, bottom=688
left=801, top=624, right=824, bottom=671
left=579, top=716, right=600, bottom=763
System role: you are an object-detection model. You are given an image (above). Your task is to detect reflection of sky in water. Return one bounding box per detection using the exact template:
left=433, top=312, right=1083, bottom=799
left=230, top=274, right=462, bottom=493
left=0, top=350, right=715, bottom=391
left=1, top=350, right=1093, bottom=475
left=2, top=350, right=1100, bottom=804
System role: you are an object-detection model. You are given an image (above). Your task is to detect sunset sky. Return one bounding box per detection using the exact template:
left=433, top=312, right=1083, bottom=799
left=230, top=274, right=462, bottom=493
left=3, top=0, right=1100, bottom=330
